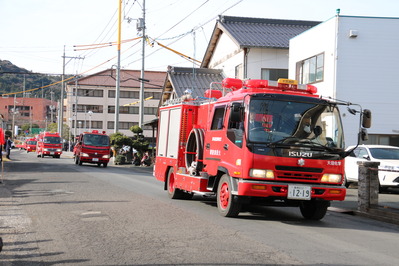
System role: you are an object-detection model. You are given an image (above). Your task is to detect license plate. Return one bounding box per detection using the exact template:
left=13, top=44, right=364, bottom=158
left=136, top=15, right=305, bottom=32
left=287, top=185, right=311, bottom=200
left=92, top=158, right=99, bottom=162
left=50, top=152, right=54, bottom=155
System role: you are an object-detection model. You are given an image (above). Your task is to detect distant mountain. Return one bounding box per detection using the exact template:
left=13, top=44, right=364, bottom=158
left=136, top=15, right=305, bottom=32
left=0, top=60, right=65, bottom=100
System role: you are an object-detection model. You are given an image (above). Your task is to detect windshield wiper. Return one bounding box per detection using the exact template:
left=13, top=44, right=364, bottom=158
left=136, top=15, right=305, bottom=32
left=266, top=137, right=300, bottom=148
left=296, top=139, right=337, bottom=152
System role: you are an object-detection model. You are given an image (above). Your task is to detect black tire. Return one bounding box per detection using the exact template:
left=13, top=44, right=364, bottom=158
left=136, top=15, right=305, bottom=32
left=300, top=200, right=330, bottom=220
left=343, top=176, right=350, bottom=188
left=97, top=163, right=102, bottom=167
left=217, top=174, right=241, bottom=217
left=103, top=163, right=108, bottom=168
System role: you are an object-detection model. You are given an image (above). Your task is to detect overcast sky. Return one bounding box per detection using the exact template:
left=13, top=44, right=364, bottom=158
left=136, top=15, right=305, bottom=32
left=1, top=0, right=399, bottom=75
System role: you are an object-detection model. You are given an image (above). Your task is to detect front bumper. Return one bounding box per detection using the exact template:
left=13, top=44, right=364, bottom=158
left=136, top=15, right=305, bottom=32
left=236, top=179, right=346, bottom=201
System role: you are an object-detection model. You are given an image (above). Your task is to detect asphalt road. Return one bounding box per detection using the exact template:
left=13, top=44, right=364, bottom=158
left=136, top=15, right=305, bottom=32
left=1, top=150, right=399, bottom=265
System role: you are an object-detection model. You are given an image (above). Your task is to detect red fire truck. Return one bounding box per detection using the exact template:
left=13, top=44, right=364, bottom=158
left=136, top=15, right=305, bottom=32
left=154, top=78, right=371, bottom=220
left=73, top=130, right=111, bottom=167
left=24, top=138, right=37, bottom=153
left=36, top=132, right=63, bottom=158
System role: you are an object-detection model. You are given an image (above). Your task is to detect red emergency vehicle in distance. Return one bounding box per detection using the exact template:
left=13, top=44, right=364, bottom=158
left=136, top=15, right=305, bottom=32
left=154, top=78, right=371, bottom=220
left=73, top=130, right=111, bottom=167
left=36, top=132, right=63, bottom=158
left=24, top=138, right=37, bottom=153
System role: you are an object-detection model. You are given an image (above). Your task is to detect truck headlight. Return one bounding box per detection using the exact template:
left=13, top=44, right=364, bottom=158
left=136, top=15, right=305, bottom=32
left=321, top=174, right=342, bottom=183
left=44, top=148, right=49, bottom=151
left=250, top=169, right=275, bottom=179
left=102, top=154, right=110, bottom=159
left=56, top=149, right=62, bottom=152
left=81, top=153, right=89, bottom=157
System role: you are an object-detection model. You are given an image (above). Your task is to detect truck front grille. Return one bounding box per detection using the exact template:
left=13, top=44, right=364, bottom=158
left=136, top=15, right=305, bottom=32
left=275, top=165, right=323, bottom=182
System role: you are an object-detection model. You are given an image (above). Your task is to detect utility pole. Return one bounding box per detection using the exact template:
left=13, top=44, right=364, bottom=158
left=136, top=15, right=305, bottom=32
left=114, top=0, right=122, bottom=133
left=139, top=0, right=146, bottom=127
left=59, top=46, right=84, bottom=137
left=74, top=76, right=79, bottom=138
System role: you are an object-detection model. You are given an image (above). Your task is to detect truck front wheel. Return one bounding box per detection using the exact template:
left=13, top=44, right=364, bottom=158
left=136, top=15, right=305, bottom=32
left=217, top=174, right=241, bottom=217
left=299, top=200, right=330, bottom=220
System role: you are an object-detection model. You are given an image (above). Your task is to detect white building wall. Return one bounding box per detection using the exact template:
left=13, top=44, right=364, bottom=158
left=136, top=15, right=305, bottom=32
left=289, top=17, right=337, bottom=97
left=209, top=33, right=243, bottom=78
left=336, top=16, right=399, bottom=140
left=290, top=15, right=399, bottom=146
left=247, top=48, right=289, bottom=79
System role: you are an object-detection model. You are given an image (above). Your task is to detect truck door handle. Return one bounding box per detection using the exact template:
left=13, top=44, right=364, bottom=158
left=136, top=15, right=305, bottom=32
left=223, top=144, right=229, bottom=150
left=206, top=143, right=210, bottom=149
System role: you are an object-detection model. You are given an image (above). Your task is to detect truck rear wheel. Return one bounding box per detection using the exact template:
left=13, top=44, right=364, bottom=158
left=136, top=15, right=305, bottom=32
left=299, top=200, right=329, bottom=220
left=167, top=167, right=192, bottom=199
left=217, top=174, right=241, bottom=217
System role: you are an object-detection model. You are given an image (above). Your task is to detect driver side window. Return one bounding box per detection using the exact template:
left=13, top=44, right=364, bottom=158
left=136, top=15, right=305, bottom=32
left=211, top=106, right=226, bottom=130
left=227, top=102, right=243, bottom=148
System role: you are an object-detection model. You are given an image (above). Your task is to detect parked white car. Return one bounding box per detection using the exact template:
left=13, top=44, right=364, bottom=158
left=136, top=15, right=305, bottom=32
left=345, top=145, right=399, bottom=192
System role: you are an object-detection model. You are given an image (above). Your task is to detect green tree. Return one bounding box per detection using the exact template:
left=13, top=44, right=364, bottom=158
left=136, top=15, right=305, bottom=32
left=45, top=123, right=71, bottom=140
left=109, top=132, right=133, bottom=152
left=129, top=125, right=149, bottom=156
left=21, top=123, right=39, bottom=132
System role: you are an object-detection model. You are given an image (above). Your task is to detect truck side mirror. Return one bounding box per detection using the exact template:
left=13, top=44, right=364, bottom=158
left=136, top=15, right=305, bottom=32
left=361, top=128, right=368, bottom=141
left=362, top=109, right=371, bottom=128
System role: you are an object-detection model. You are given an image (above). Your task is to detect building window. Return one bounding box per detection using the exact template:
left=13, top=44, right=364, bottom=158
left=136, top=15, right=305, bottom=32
left=108, top=90, right=161, bottom=100
left=108, top=90, right=140, bottom=99
left=235, top=64, right=243, bottom=79
left=77, top=89, right=104, bottom=97
left=261, top=69, right=288, bottom=81
left=296, top=53, right=324, bottom=84
left=108, top=106, right=139, bottom=114
left=144, top=91, right=162, bottom=99
left=90, top=121, right=103, bottom=129
left=107, top=121, right=138, bottom=130
left=74, top=105, right=103, bottom=113
left=144, top=107, right=157, bottom=115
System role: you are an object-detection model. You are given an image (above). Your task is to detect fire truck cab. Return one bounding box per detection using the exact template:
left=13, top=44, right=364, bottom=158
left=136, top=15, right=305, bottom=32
left=73, top=130, right=111, bottom=167
left=36, top=132, right=63, bottom=158
left=25, top=138, right=37, bottom=153
left=154, top=78, right=371, bottom=220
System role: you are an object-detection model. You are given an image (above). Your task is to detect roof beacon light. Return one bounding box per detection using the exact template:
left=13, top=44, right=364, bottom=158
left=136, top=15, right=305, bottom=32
left=245, top=79, right=269, bottom=89
left=297, top=84, right=318, bottom=94
left=222, top=78, right=243, bottom=91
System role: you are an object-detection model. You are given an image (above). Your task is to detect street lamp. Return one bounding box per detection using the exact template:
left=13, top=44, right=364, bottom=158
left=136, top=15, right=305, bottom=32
left=78, top=121, right=82, bottom=135
left=87, top=111, right=93, bottom=131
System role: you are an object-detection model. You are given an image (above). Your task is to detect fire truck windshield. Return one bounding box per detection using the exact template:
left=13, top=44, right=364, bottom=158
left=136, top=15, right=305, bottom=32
left=83, top=134, right=110, bottom=147
left=247, top=98, right=344, bottom=150
left=43, top=137, right=62, bottom=144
